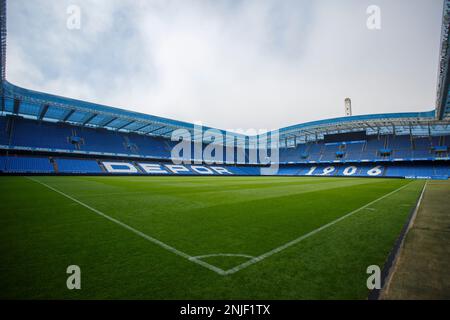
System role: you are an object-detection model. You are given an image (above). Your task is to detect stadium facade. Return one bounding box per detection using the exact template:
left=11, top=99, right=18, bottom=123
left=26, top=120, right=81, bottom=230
left=1, top=0, right=450, bottom=178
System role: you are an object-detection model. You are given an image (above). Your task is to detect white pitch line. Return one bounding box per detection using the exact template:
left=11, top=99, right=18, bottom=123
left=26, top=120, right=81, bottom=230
left=223, top=182, right=414, bottom=275
left=26, top=177, right=227, bottom=276
left=191, top=253, right=255, bottom=260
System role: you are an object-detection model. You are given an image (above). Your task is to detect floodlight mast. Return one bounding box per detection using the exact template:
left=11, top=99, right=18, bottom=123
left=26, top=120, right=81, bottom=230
left=344, top=98, right=352, bottom=116
left=0, top=0, right=6, bottom=81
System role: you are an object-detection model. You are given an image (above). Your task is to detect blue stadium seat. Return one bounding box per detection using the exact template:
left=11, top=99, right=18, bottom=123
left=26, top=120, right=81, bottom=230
left=2, top=116, right=449, bottom=168
left=56, top=158, right=103, bottom=173
left=0, top=155, right=54, bottom=173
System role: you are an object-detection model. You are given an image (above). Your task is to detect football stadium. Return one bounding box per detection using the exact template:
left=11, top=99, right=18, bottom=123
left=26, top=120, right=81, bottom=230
left=1, top=0, right=449, bottom=303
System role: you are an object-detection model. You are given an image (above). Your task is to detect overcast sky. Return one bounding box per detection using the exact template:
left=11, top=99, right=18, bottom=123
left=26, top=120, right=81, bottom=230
left=6, top=0, right=444, bottom=133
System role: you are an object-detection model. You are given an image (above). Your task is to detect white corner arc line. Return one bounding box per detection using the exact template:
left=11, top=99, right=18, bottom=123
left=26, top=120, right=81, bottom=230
left=190, top=253, right=255, bottom=261
left=26, top=177, right=226, bottom=276
left=223, top=182, right=414, bottom=275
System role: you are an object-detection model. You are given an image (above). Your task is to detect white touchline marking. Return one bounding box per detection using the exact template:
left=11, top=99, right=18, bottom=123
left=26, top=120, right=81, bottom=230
left=222, top=182, right=414, bottom=275
left=26, top=177, right=227, bottom=276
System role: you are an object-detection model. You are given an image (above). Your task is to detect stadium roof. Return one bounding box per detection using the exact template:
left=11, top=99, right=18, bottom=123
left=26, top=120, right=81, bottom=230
left=1, top=0, right=450, bottom=147
left=3, top=80, right=449, bottom=147
left=0, top=81, right=247, bottom=144
left=436, top=0, right=450, bottom=120
left=271, top=110, right=450, bottom=147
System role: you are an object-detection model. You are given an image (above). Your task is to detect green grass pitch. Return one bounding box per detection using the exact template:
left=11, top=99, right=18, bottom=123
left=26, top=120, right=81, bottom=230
left=0, top=176, right=424, bottom=299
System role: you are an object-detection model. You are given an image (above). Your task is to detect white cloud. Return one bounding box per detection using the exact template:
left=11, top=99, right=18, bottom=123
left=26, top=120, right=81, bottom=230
left=6, top=0, right=443, bottom=132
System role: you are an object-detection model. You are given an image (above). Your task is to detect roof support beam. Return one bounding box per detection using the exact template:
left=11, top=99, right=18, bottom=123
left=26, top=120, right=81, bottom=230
left=145, top=125, right=166, bottom=134
left=82, top=113, right=98, bottom=126
left=161, top=129, right=174, bottom=137
left=38, top=104, right=49, bottom=120
left=134, top=123, right=152, bottom=132
left=101, top=117, right=117, bottom=127
left=302, top=129, right=315, bottom=135
left=155, top=127, right=174, bottom=136
left=363, top=122, right=376, bottom=131
left=117, top=120, right=135, bottom=130
left=63, top=109, right=75, bottom=122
